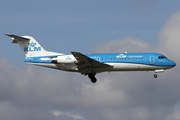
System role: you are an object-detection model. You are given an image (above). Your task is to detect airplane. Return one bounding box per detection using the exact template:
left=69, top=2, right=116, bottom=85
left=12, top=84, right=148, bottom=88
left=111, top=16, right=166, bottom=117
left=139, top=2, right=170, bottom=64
left=6, top=34, right=176, bottom=83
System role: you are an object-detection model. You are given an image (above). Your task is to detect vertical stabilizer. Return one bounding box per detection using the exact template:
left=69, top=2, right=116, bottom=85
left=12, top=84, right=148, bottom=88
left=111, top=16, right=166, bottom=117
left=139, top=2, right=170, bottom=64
left=6, top=34, right=48, bottom=57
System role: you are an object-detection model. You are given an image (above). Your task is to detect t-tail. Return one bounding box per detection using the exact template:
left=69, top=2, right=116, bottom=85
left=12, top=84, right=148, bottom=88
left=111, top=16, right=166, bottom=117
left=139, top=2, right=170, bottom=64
left=5, top=34, right=63, bottom=57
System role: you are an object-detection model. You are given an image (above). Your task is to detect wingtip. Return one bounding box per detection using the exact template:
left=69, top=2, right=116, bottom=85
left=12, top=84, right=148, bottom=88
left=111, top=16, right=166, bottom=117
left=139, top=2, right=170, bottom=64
left=71, top=51, right=78, bottom=54
left=71, top=52, right=81, bottom=55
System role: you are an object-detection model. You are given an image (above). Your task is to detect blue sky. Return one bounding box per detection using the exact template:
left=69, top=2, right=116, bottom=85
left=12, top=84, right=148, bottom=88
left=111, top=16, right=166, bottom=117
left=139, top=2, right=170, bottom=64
left=0, top=1, right=180, bottom=120
left=1, top=0, right=180, bottom=64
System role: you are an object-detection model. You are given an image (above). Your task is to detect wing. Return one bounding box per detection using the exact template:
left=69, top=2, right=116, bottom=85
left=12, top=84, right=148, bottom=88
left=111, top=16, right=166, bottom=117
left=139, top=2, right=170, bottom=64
left=71, top=52, right=112, bottom=75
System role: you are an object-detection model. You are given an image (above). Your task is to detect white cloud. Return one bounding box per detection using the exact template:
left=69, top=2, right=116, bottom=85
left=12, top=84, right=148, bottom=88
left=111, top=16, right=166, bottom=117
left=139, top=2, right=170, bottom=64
left=158, top=10, right=180, bottom=61
left=89, top=37, right=151, bottom=53
left=52, top=111, right=85, bottom=120
left=166, top=110, right=180, bottom=120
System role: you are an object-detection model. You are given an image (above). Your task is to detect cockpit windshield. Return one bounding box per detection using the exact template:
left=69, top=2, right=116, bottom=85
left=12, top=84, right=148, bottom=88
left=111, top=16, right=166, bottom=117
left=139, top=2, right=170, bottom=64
left=158, top=56, right=167, bottom=59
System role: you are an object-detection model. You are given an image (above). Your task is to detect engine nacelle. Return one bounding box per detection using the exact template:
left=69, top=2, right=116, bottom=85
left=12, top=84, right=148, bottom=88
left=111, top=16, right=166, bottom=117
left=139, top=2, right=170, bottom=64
left=52, top=55, right=75, bottom=63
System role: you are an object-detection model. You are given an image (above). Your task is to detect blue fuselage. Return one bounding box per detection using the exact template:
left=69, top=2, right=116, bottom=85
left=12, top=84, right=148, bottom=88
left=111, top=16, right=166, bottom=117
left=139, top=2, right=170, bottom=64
left=85, top=53, right=176, bottom=67
left=25, top=52, right=176, bottom=73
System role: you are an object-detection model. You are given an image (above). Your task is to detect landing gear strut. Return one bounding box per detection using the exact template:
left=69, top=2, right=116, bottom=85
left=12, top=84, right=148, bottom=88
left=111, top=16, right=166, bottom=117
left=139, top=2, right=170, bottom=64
left=88, top=73, right=97, bottom=83
left=154, top=74, right=158, bottom=78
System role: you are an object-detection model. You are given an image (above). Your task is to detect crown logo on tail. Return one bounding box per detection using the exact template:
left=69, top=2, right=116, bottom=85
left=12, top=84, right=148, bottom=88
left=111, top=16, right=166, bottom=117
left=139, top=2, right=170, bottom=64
left=29, top=42, right=36, bottom=47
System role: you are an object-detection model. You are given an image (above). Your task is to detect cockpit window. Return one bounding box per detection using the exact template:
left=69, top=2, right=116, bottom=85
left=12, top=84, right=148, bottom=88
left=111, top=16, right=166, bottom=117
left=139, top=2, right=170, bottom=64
left=158, top=56, right=167, bottom=59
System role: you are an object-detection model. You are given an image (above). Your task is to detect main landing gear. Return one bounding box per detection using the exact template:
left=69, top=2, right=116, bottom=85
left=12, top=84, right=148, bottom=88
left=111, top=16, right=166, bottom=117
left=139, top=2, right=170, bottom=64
left=88, top=73, right=97, bottom=83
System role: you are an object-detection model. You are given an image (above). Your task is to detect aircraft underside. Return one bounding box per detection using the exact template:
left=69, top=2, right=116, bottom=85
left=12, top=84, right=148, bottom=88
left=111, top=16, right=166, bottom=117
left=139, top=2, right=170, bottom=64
left=27, top=62, right=170, bottom=83
left=28, top=62, right=168, bottom=71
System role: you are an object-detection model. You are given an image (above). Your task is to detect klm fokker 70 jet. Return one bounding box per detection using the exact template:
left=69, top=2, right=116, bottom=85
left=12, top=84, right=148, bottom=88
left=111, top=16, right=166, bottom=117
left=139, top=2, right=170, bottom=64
left=6, top=34, right=176, bottom=83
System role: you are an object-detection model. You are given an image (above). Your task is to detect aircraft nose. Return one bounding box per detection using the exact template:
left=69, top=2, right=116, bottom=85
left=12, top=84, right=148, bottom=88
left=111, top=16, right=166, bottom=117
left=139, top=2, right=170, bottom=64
left=169, top=60, right=176, bottom=67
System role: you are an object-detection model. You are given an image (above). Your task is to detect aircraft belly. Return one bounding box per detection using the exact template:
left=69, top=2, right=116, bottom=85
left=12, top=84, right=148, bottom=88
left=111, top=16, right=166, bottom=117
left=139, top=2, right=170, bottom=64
left=81, top=63, right=164, bottom=74
left=26, top=62, right=170, bottom=74
left=108, top=63, right=163, bottom=71
left=26, top=62, right=78, bottom=72
left=27, top=62, right=57, bottom=69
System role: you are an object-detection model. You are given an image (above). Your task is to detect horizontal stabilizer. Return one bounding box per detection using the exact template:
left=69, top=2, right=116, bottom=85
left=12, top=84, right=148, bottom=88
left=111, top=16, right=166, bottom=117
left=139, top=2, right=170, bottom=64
left=5, top=34, right=48, bottom=57
left=5, top=34, right=30, bottom=43
left=6, top=33, right=64, bottom=57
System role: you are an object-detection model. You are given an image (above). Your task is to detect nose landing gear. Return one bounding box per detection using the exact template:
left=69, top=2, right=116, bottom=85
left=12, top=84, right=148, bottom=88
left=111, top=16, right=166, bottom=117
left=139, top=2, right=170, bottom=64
left=154, top=74, right=158, bottom=78
left=88, top=73, right=97, bottom=83
left=154, top=69, right=164, bottom=78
